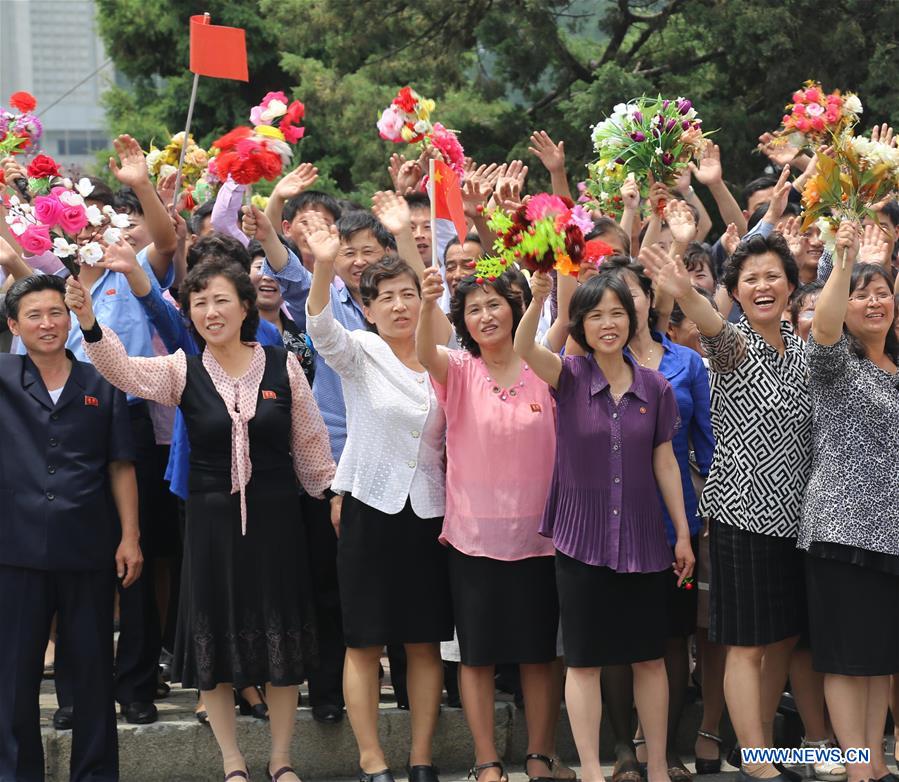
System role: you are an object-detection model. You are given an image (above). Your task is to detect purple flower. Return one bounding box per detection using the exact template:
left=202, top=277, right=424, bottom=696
left=632, top=110, right=643, bottom=124
left=615, top=157, right=625, bottom=165
left=651, top=127, right=661, bottom=138
left=630, top=131, right=646, bottom=142
left=677, top=99, right=692, bottom=115
left=666, top=118, right=677, bottom=132
left=681, top=120, right=691, bottom=130
left=662, top=99, right=670, bottom=110
left=661, top=152, right=674, bottom=166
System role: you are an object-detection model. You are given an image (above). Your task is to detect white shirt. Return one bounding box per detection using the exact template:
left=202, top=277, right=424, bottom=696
left=306, top=303, right=447, bottom=518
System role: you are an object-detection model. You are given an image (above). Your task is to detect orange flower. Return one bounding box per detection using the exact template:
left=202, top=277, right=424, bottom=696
left=555, top=253, right=580, bottom=277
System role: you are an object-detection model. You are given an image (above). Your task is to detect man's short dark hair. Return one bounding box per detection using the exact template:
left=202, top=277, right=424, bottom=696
left=404, top=192, right=430, bottom=212
left=84, top=177, right=116, bottom=208
left=190, top=201, right=215, bottom=236
left=568, top=272, right=637, bottom=352
left=588, top=218, right=630, bottom=256
left=186, top=234, right=252, bottom=273
left=877, top=199, right=899, bottom=229
left=746, top=201, right=800, bottom=232
left=743, top=176, right=778, bottom=206
left=6, top=274, right=67, bottom=320
left=282, top=191, right=342, bottom=226
left=113, top=187, right=144, bottom=217
left=337, top=211, right=396, bottom=250
left=722, top=232, right=799, bottom=296
left=443, top=232, right=483, bottom=263
left=449, top=273, right=523, bottom=357
left=684, top=241, right=718, bottom=283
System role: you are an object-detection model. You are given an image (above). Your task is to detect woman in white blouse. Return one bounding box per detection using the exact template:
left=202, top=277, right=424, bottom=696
left=303, top=218, right=453, bottom=782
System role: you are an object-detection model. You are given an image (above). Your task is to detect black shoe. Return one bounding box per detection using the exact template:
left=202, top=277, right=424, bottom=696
left=774, top=764, right=803, bottom=782
left=236, top=687, right=269, bottom=721
left=52, top=706, right=73, bottom=730
left=360, top=770, right=394, bottom=782
left=120, top=701, right=158, bottom=724
left=407, top=766, right=439, bottom=782
left=312, top=703, right=344, bottom=724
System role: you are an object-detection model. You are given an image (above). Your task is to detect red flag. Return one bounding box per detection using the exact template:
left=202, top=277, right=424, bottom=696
left=431, top=159, right=468, bottom=245
left=189, top=15, right=248, bottom=81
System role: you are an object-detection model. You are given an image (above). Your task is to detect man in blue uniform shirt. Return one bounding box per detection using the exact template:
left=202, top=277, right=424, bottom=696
left=0, top=275, right=142, bottom=782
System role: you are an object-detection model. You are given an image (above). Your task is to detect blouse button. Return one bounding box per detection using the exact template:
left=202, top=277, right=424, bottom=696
left=612, top=508, right=619, bottom=515
left=411, top=431, right=420, bottom=439
left=614, top=476, right=620, bottom=484
left=509, top=388, right=517, bottom=396
left=492, top=386, right=500, bottom=394
left=420, top=403, right=428, bottom=411
left=612, top=412, right=618, bottom=419
left=407, top=460, right=417, bottom=469
left=416, top=377, right=425, bottom=384
left=612, top=444, right=620, bottom=451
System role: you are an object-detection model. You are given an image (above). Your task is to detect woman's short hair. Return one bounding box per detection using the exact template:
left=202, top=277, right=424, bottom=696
left=501, top=267, right=533, bottom=309
left=594, top=256, right=657, bottom=331
left=450, top=274, right=524, bottom=356
left=187, top=234, right=252, bottom=273
left=179, top=259, right=259, bottom=347
left=721, top=232, right=799, bottom=296
left=359, top=255, right=421, bottom=308
left=684, top=241, right=717, bottom=283
left=788, top=281, right=823, bottom=331
left=568, top=271, right=638, bottom=352
left=845, top=263, right=899, bottom=362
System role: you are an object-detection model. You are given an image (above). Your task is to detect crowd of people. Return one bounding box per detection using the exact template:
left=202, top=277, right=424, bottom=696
left=0, top=108, right=898, bottom=782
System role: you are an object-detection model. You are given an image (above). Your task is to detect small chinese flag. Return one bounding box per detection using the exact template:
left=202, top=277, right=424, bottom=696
left=189, top=15, right=249, bottom=82
left=431, top=159, right=468, bottom=245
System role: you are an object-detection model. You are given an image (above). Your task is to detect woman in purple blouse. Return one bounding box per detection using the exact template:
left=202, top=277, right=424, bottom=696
left=514, top=270, right=695, bottom=782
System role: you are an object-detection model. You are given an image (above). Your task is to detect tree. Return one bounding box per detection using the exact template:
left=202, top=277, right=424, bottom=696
left=95, top=0, right=899, bottom=204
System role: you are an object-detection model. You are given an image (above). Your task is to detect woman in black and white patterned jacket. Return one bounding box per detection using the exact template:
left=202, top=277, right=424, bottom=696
left=800, top=220, right=899, bottom=782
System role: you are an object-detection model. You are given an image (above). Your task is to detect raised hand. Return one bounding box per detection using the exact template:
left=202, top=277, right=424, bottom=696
left=273, top=162, right=319, bottom=202
left=300, top=212, right=340, bottom=263
left=763, top=165, right=792, bottom=225
left=857, top=222, right=889, bottom=266
left=241, top=204, right=275, bottom=243
left=98, top=237, right=140, bottom=274
left=394, top=158, right=423, bottom=195
left=640, top=247, right=694, bottom=300
left=529, top=271, right=553, bottom=302
left=156, top=171, right=178, bottom=209
left=462, top=177, right=493, bottom=220
left=2, top=156, right=28, bottom=189
left=870, top=123, right=895, bottom=147
left=835, top=220, right=861, bottom=268
left=690, top=143, right=724, bottom=186
left=109, top=134, right=151, bottom=189
left=721, top=222, right=740, bottom=257
left=673, top=166, right=693, bottom=195
left=528, top=131, right=566, bottom=176
left=664, top=199, right=697, bottom=245
left=64, top=275, right=96, bottom=328
left=620, top=173, right=640, bottom=211
left=496, top=160, right=528, bottom=199
left=757, top=132, right=799, bottom=167
left=387, top=152, right=407, bottom=190
left=371, top=190, right=412, bottom=236
left=648, top=178, right=671, bottom=215
left=421, top=266, right=445, bottom=307
left=778, top=215, right=805, bottom=258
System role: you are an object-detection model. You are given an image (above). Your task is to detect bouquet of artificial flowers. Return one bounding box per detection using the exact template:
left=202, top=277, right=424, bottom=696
left=801, top=134, right=899, bottom=266
left=589, top=96, right=708, bottom=190
left=778, top=81, right=862, bottom=149
left=581, top=160, right=628, bottom=219
left=487, top=193, right=591, bottom=277
left=0, top=92, right=42, bottom=157
left=146, top=132, right=209, bottom=185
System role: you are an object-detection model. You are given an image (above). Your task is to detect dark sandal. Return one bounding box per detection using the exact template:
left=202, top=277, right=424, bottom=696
left=694, top=730, right=723, bottom=775
left=668, top=760, right=692, bottom=782
left=469, top=761, right=509, bottom=782
left=611, top=755, right=643, bottom=782
left=526, top=754, right=560, bottom=782
left=269, top=767, right=297, bottom=782
left=225, top=772, right=249, bottom=781
left=359, top=770, right=394, bottom=782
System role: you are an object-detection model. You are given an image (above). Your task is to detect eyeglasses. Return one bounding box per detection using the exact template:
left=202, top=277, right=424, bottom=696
left=849, top=291, right=893, bottom=304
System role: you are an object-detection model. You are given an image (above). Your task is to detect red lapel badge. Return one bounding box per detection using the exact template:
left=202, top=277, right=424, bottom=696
left=261, top=390, right=277, bottom=400
left=84, top=395, right=99, bottom=407
left=530, top=403, right=542, bottom=413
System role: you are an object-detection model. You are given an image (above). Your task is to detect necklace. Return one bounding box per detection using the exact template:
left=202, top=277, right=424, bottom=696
left=631, top=343, right=656, bottom=367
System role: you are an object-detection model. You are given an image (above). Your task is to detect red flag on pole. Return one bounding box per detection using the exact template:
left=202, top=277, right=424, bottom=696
left=189, top=15, right=249, bottom=81
left=431, top=159, right=468, bottom=245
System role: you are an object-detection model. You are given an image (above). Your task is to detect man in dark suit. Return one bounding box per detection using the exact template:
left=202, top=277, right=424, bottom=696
left=0, top=275, right=142, bottom=782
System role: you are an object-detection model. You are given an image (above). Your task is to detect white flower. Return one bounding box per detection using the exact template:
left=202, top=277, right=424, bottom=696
left=159, top=164, right=177, bottom=179
left=59, top=190, right=85, bottom=208
left=103, top=227, right=122, bottom=245
left=109, top=212, right=131, bottom=228
left=413, top=119, right=430, bottom=134
left=85, top=204, right=104, bottom=226
left=9, top=196, right=20, bottom=207
left=7, top=219, right=27, bottom=236
left=843, top=95, right=863, bottom=117
left=815, top=218, right=836, bottom=251
left=75, top=177, right=94, bottom=198
left=260, top=99, right=287, bottom=123
left=78, top=242, right=104, bottom=265
left=102, top=205, right=116, bottom=216
left=52, top=237, right=78, bottom=258
left=612, top=103, right=628, bottom=117
left=62, top=178, right=73, bottom=189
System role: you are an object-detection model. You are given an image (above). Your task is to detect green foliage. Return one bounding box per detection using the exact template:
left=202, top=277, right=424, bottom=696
left=94, top=0, right=899, bottom=209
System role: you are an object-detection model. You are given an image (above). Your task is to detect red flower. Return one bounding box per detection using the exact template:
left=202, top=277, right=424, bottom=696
left=392, top=87, right=418, bottom=114
left=279, top=100, right=305, bottom=143
left=27, top=153, right=60, bottom=179
left=9, top=91, right=37, bottom=112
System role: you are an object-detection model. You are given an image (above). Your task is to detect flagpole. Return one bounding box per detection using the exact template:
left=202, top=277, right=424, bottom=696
left=429, top=157, right=438, bottom=269
left=172, top=11, right=209, bottom=209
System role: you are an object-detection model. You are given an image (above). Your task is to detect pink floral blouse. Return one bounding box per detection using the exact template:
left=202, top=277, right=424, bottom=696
left=85, top=326, right=335, bottom=533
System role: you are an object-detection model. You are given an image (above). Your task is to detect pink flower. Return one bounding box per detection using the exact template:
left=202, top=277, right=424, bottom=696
left=796, top=117, right=811, bottom=133
left=792, top=91, right=805, bottom=104
left=810, top=116, right=825, bottom=132
left=58, top=203, right=87, bottom=234
left=249, top=105, right=266, bottom=126
left=525, top=193, right=567, bottom=222
left=804, top=88, right=822, bottom=103
left=32, top=194, right=63, bottom=226
left=428, top=123, right=465, bottom=175
left=792, top=104, right=807, bottom=117
left=826, top=94, right=842, bottom=106
left=567, top=204, right=594, bottom=235
left=805, top=102, right=825, bottom=118
left=377, top=107, right=405, bottom=141
left=261, top=91, right=288, bottom=107
left=825, top=109, right=840, bottom=125
left=19, top=223, right=52, bottom=254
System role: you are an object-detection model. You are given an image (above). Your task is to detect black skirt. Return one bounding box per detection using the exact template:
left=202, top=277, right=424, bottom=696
left=555, top=550, right=668, bottom=667
left=338, top=495, right=453, bottom=648
left=173, top=480, right=317, bottom=691
left=708, top=519, right=806, bottom=646
left=806, top=552, right=899, bottom=676
left=449, top=547, right=559, bottom=666
left=667, top=534, right=699, bottom=638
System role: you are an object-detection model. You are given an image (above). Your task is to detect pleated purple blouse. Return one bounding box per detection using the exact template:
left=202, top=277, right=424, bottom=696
left=539, top=353, right=680, bottom=573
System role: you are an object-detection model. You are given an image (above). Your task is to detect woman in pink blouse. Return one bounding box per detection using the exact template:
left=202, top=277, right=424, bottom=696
left=65, top=255, right=335, bottom=782
left=416, top=267, right=562, bottom=782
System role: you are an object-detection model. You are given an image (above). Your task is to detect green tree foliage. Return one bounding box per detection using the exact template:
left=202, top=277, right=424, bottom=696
left=95, top=0, right=899, bottom=203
